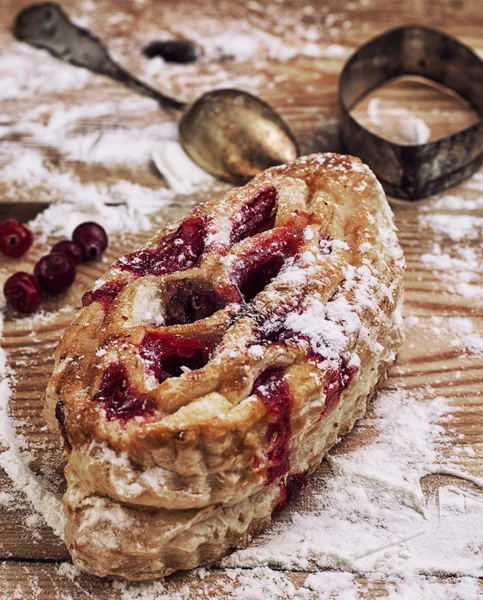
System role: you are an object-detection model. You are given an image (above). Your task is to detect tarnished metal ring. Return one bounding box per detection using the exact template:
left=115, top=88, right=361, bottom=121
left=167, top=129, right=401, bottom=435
left=338, top=25, right=483, bottom=200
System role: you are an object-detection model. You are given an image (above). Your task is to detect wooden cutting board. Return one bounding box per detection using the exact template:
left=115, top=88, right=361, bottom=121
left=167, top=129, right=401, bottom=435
left=0, top=0, right=482, bottom=597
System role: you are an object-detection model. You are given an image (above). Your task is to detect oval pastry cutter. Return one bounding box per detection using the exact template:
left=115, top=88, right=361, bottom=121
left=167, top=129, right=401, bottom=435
left=339, top=26, right=483, bottom=200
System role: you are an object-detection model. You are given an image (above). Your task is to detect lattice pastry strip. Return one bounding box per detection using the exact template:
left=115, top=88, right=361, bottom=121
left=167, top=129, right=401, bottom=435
left=45, top=154, right=405, bottom=580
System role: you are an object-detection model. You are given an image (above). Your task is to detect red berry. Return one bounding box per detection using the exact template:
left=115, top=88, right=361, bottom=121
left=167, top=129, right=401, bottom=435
left=3, top=272, right=43, bottom=314
left=72, top=222, right=108, bottom=261
left=51, top=240, right=83, bottom=265
left=0, top=219, right=33, bottom=258
left=34, top=253, right=76, bottom=295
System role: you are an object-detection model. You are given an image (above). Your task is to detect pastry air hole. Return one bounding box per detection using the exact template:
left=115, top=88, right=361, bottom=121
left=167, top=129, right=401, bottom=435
left=164, top=279, right=228, bottom=326
left=159, top=349, right=208, bottom=378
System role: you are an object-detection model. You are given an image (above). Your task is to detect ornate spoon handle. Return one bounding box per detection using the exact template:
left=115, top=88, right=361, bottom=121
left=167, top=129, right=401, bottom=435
left=13, top=2, right=186, bottom=111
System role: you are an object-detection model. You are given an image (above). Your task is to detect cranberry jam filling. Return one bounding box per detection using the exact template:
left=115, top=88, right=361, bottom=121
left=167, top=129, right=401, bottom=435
left=140, top=331, right=215, bottom=383
left=240, top=257, right=284, bottom=303
left=230, top=187, right=277, bottom=245
left=253, top=367, right=293, bottom=483
left=118, top=217, right=206, bottom=277
left=321, top=359, right=358, bottom=418
left=164, top=280, right=228, bottom=326
left=257, top=326, right=358, bottom=417
left=232, top=226, right=303, bottom=303
left=82, top=280, right=128, bottom=310
left=93, top=363, right=155, bottom=421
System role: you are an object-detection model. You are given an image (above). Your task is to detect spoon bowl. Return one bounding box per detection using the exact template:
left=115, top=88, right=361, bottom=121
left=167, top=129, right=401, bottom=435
left=179, top=89, right=299, bottom=184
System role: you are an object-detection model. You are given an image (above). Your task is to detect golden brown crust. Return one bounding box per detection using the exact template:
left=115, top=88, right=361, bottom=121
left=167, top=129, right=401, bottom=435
left=45, top=153, right=405, bottom=579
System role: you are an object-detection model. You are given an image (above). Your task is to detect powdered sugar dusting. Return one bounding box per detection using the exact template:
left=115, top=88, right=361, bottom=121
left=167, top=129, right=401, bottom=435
left=285, top=296, right=361, bottom=363
left=0, top=310, right=65, bottom=540
left=418, top=212, right=483, bottom=301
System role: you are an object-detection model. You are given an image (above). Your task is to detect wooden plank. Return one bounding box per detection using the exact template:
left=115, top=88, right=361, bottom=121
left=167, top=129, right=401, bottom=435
left=0, top=561, right=482, bottom=600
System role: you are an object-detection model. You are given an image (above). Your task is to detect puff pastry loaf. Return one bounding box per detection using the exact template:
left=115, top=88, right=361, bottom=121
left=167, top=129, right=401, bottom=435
left=45, top=153, right=405, bottom=580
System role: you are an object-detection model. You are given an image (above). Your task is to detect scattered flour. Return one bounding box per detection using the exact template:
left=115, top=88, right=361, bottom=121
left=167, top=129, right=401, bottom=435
left=422, top=193, right=483, bottom=211
left=447, top=317, right=483, bottom=354
left=190, top=27, right=351, bottom=63
left=420, top=214, right=482, bottom=242
left=0, top=98, right=178, bottom=166
left=0, top=43, right=92, bottom=102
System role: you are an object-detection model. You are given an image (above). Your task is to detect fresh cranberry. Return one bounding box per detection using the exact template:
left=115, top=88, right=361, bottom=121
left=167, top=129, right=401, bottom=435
left=51, top=240, right=83, bottom=265
left=34, top=253, right=76, bottom=295
left=0, top=219, right=33, bottom=258
left=72, top=222, right=108, bottom=261
left=3, top=272, right=43, bottom=314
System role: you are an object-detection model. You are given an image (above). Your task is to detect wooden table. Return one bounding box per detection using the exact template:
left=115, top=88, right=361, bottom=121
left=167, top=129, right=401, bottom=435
left=0, top=0, right=482, bottom=597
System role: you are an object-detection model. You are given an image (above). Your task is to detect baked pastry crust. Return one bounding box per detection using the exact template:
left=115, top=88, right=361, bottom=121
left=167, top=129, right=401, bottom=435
left=45, top=153, right=405, bottom=580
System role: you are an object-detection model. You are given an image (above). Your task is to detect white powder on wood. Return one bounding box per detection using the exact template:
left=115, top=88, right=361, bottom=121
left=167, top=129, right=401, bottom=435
left=223, top=385, right=483, bottom=576
left=0, top=311, right=65, bottom=539
left=418, top=213, right=483, bottom=301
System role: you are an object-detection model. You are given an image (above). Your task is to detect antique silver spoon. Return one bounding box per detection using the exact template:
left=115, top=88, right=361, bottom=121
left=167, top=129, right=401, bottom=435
left=14, top=2, right=299, bottom=184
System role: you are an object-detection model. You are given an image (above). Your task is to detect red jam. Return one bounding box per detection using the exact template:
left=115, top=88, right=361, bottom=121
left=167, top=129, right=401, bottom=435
left=253, top=367, right=293, bottom=483
left=231, top=225, right=303, bottom=303
left=82, top=280, right=128, bottom=310
left=93, top=362, right=156, bottom=421
left=140, top=331, right=215, bottom=382
left=230, top=187, right=277, bottom=245
left=239, top=257, right=285, bottom=303
left=257, top=328, right=358, bottom=418
left=321, top=359, right=358, bottom=418
left=273, top=471, right=308, bottom=515
left=118, top=217, right=206, bottom=277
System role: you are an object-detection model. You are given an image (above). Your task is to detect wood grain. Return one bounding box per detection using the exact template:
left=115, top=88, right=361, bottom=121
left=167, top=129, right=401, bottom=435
left=0, top=0, right=482, bottom=597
